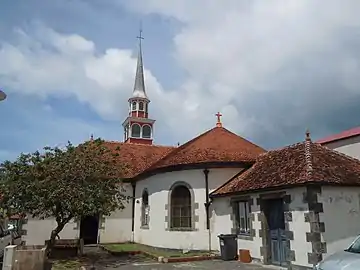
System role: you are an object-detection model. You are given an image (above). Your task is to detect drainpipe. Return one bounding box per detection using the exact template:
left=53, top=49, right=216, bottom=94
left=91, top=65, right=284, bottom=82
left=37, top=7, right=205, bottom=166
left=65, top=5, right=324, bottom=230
left=131, top=182, right=136, bottom=243
left=203, top=168, right=211, bottom=253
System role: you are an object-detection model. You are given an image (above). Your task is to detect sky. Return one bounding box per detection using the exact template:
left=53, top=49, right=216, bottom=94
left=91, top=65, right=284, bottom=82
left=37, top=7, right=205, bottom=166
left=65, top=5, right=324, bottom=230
left=1, top=0, right=360, bottom=161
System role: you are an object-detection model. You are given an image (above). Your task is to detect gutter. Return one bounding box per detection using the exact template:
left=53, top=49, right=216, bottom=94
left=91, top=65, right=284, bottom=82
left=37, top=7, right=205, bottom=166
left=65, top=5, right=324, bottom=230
left=203, top=168, right=211, bottom=253
left=131, top=182, right=136, bottom=242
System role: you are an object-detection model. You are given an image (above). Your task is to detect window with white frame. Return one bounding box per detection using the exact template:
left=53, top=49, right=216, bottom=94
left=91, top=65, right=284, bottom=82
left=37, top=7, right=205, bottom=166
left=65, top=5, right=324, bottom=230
left=132, top=101, right=137, bottom=111
left=237, top=201, right=251, bottom=235
left=142, top=125, right=152, bottom=139
left=131, top=124, right=141, bottom=137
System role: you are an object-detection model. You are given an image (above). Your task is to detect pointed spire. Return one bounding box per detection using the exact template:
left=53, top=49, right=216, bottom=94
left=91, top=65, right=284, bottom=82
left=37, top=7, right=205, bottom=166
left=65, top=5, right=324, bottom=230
left=132, top=25, right=148, bottom=99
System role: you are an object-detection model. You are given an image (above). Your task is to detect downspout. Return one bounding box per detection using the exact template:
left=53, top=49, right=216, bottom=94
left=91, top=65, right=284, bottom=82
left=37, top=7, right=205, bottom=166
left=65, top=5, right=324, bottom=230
left=203, top=168, right=211, bottom=253
left=131, top=182, right=136, bottom=243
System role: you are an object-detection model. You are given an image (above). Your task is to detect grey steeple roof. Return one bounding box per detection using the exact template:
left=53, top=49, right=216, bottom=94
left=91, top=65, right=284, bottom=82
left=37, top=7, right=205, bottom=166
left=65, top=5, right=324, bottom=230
left=132, top=30, right=148, bottom=100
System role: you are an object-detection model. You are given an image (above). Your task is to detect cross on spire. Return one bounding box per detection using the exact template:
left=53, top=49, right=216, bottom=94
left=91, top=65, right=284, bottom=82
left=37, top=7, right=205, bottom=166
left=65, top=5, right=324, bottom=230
left=136, top=22, right=144, bottom=47
left=215, top=112, right=222, bottom=127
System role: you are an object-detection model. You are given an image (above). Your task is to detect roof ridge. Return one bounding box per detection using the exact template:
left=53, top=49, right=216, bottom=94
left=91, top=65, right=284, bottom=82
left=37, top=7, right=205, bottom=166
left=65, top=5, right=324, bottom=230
left=304, top=140, right=313, bottom=179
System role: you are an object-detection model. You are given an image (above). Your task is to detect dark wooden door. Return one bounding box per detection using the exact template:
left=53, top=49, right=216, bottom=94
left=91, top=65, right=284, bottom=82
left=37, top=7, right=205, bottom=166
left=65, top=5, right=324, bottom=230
left=80, top=215, right=99, bottom=245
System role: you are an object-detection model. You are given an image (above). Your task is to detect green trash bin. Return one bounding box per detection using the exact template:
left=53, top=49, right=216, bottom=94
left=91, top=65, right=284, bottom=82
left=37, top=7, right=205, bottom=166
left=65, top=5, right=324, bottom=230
left=218, top=234, right=238, bottom=261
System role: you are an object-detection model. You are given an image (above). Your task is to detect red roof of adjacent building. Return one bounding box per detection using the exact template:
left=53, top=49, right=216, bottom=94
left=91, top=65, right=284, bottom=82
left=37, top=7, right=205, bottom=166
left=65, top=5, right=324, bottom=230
left=143, top=126, right=266, bottom=172
left=103, top=141, right=175, bottom=179
left=212, top=138, right=360, bottom=196
left=316, top=126, right=360, bottom=144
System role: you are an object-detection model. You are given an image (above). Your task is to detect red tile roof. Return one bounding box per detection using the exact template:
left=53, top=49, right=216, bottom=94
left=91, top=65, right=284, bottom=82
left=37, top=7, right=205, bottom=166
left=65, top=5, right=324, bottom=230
left=103, top=141, right=175, bottom=179
left=317, top=126, right=360, bottom=144
left=212, top=139, right=360, bottom=196
left=144, top=127, right=266, bottom=172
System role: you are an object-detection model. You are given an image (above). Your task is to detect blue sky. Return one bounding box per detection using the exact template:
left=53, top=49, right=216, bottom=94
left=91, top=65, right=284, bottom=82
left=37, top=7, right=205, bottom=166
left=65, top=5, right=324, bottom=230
left=2, top=0, right=360, bottom=161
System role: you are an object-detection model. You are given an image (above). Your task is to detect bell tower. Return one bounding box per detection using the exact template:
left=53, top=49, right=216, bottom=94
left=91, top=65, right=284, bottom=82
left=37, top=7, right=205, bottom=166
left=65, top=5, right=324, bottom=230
left=122, top=29, right=155, bottom=145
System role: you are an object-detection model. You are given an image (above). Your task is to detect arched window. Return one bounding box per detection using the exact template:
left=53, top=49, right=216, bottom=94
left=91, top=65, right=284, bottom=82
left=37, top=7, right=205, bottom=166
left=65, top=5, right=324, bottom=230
left=145, top=103, right=148, bottom=113
left=132, top=101, right=137, bottom=111
left=170, top=185, right=191, bottom=229
left=131, top=124, right=141, bottom=138
left=141, top=189, right=149, bottom=227
left=139, top=102, right=144, bottom=111
left=142, top=125, right=152, bottom=139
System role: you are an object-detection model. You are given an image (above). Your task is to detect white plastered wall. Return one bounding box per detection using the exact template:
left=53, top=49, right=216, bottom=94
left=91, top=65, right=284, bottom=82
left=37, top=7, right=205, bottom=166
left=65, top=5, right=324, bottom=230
left=22, top=218, right=78, bottom=245
left=99, top=182, right=133, bottom=243
left=319, top=186, right=360, bottom=258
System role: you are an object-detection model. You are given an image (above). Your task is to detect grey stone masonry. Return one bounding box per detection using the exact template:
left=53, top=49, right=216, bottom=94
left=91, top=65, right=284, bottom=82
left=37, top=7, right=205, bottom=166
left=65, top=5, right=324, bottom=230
left=303, top=186, right=326, bottom=266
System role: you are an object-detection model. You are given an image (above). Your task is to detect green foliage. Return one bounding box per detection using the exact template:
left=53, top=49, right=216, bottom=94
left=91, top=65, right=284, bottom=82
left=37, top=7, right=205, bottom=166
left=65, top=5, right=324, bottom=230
left=0, top=138, right=127, bottom=244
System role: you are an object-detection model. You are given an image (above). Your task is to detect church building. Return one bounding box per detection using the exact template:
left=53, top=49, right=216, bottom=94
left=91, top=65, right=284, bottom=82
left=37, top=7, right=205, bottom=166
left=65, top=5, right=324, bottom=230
left=21, top=32, right=360, bottom=270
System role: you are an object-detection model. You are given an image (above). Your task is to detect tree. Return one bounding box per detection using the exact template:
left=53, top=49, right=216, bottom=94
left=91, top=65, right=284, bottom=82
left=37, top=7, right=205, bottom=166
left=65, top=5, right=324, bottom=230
left=0, top=138, right=127, bottom=256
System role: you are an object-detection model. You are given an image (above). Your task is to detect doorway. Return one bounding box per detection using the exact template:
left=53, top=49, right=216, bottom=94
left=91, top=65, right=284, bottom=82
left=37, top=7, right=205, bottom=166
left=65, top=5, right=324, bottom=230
left=263, top=198, right=287, bottom=266
left=80, top=215, right=99, bottom=245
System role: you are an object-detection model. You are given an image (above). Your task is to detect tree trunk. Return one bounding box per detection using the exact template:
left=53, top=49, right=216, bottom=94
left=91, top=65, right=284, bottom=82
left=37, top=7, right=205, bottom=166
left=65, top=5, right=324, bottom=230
left=46, top=222, right=66, bottom=257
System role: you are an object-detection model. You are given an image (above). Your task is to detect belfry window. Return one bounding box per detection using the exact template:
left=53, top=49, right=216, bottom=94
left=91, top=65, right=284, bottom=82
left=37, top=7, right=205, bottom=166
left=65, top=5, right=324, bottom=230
left=170, top=185, right=191, bottom=229
left=139, top=102, right=144, bottom=111
left=132, top=101, right=137, bottom=111
left=131, top=124, right=141, bottom=138
left=141, top=189, right=149, bottom=227
left=142, top=125, right=151, bottom=139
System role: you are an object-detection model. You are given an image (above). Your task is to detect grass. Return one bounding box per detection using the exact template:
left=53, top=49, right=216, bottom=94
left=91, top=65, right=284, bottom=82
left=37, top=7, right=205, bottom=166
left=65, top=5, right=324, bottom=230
left=52, top=259, right=82, bottom=270
left=104, top=243, right=211, bottom=258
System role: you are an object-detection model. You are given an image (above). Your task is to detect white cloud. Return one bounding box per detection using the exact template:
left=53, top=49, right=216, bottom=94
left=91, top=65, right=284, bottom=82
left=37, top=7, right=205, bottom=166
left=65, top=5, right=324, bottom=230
left=121, top=0, right=360, bottom=144
left=0, top=22, right=242, bottom=146
left=3, top=1, right=360, bottom=149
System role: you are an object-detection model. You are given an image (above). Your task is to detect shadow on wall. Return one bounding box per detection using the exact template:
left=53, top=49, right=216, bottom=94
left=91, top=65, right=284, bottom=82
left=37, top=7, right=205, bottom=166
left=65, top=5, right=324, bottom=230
left=212, top=198, right=232, bottom=217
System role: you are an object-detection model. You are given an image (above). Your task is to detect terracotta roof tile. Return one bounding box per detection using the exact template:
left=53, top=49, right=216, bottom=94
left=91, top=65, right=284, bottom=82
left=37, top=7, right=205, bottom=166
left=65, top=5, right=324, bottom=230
left=145, top=127, right=266, bottom=171
left=317, top=126, right=360, bottom=144
left=212, top=139, right=360, bottom=196
left=103, top=141, right=175, bottom=179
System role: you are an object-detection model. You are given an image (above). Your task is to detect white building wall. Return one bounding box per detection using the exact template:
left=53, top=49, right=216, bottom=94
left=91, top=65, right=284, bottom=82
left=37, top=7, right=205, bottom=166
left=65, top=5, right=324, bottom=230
left=99, top=183, right=133, bottom=243
left=134, top=167, right=242, bottom=250
left=322, top=135, right=360, bottom=160
left=23, top=183, right=133, bottom=245
left=319, top=186, right=360, bottom=257
left=22, top=218, right=78, bottom=245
